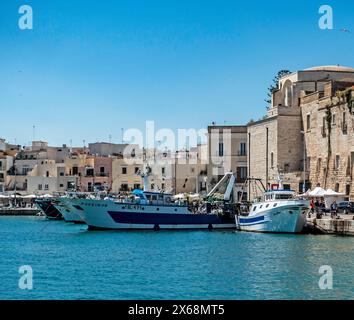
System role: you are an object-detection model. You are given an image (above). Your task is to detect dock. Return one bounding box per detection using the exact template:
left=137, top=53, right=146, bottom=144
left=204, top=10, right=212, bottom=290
left=306, top=214, right=354, bottom=236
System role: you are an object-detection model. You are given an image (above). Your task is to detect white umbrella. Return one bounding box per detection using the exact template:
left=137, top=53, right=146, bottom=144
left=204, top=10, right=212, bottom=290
left=23, top=194, right=37, bottom=199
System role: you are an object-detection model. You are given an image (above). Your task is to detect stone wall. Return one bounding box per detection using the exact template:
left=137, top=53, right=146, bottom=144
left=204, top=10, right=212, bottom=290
left=301, top=86, right=354, bottom=199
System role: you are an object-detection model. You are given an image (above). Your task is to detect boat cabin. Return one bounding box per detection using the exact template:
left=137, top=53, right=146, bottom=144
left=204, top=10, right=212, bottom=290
left=132, top=189, right=175, bottom=206
left=263, top=190, right=295, bottom=202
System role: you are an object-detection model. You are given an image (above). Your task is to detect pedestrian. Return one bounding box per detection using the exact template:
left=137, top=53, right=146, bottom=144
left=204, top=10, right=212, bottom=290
left=331, top=200, right=338, bottom=218
left=310, top=199, right=315, bottom=215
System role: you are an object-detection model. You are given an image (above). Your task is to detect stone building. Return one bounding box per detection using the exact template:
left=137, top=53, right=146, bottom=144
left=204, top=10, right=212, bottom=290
left=207, top=125, right=248, bottom=198
left=248, top=65, right=354, bottom=200
left=111, top=156, right=143, bottom=192
left=301, top=79, right=354, bottom=199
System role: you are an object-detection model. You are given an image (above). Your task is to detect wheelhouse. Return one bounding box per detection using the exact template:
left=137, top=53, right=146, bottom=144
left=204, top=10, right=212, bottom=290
left=264, top=190, right=296, bottom=202
left=132, top=189, right=175, bottom=206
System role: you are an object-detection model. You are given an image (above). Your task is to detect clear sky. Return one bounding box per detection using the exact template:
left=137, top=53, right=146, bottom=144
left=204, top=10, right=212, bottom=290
left=0, top=0, right=353, bottom=147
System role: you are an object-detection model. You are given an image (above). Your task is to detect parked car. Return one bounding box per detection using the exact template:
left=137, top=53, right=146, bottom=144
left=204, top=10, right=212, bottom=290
left=337, top=201, right=354, bottom=214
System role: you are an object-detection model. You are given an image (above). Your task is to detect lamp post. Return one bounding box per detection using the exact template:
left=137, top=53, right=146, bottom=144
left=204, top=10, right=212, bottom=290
left=301, top=131, right=306, bottom=193
left=174, top=150, right=179, bottom=194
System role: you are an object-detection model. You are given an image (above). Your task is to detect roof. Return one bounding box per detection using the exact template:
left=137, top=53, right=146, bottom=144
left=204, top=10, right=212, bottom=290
left=207, top=125, right=247, bottom=133
left=304, top=65, right=354, bottom=72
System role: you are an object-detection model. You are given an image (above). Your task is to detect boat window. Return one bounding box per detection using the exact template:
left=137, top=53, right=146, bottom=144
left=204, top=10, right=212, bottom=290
left=275, top=194, right=293, bottom=200
left=253, top=206, right=257, bottom=211
left=266, top=204, right=270, bottom=208
left=273, top=203, right=278, bottom=207
left=260, top=205, right=263, bottom=209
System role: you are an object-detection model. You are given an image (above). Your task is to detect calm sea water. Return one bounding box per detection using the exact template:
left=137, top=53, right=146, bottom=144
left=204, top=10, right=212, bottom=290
left=0, top=216, right=354, bottom=300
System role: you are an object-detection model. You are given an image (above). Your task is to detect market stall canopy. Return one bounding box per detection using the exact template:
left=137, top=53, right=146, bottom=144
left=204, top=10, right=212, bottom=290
left=23, top=194, right=37, bottom=199
left=308, top=187, right=327, bottom=197
left=324, top=189, right=345, bottom=196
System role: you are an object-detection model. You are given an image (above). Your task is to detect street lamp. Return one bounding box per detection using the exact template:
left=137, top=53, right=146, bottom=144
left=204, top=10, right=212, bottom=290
left=301, top=131, right=306, bottom=193
left=174, top=150, right=179, bottom=194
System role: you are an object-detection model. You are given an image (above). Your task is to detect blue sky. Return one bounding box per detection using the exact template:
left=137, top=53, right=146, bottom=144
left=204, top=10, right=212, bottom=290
left=0, top=0, right=353, bottom=147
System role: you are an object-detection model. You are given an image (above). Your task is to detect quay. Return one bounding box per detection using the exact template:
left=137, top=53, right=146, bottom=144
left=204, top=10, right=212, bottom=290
left=306, top=214, right=354, bottom=236
left=0, top=208, right=40, bottom=216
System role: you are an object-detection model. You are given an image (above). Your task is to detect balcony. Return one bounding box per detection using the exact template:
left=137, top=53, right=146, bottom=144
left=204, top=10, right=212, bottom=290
left=95, top=173, right=109, bottom=177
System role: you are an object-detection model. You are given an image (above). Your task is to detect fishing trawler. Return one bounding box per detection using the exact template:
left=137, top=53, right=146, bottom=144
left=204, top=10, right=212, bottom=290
left=69, top=168, right=237, bottom=230
left=52, top=194, right=87, bottom=224
left=35, top=198, right=63, bottom=220
left=235, top=176, right=309, bottom=233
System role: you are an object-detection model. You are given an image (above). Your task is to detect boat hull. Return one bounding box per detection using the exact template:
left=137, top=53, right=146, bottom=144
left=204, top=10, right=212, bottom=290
left=236, top=203, right=308, bottom=234
left=52, top=198, right=86, bottom=223
left=35, top=199, right=63, bottom=220
left=69, top=199, right=235, bottom=230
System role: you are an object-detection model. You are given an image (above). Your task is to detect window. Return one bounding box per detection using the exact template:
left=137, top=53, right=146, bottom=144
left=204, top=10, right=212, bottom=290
left=120, top=184, right=128, bottom=191
left=335, top=155, right=340, bottom=170
left=218, top=142, right=224, bottom=157
left=317, top=158, right=322, bottom=172
left=239, top=167, right=247, bottom=180
left=335, top=183, right=340, bottom=192
left=59, top=184, right=64, bottom=188
left=38, top=184, right=42, bottom=190
left=161, top=183, right=165, bottom=190
left=346, top=185, right=351, bottom=196
left=86, top=168, right=94, bottom=177
left=44, top=184, right=49, bottom=190
left=135, top=167, right=139, bottom=174
left=59, top=172, right=64, bottom=176
left=162, top=167, right=166, bottom=175
left=151, top=184, right=155, bottom=190
left=22, top=166, right=31, bottom=175
left=122, top=167, right=127, bottom=174
left=73, top=166, right=78, bottom=175
left=306, top=114, right=311, bottom=131
left=332, top=114, right=336, bottom=125
left=100, top=167, right=105, bottom=173
left=133, top=184, right=141, bottom=190
left=240, top=142, right=247, bottom=156
left=343, top=112, right=347, bottom=134
left=275, top=194, right=293, bottom=200
left=284, top=163, right=290, bottom=173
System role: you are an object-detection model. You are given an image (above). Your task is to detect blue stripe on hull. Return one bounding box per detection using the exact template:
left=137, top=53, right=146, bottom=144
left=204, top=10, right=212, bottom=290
left=107, top=211, right=229, bottom=225
left=239, top=215, right=265, bottom=224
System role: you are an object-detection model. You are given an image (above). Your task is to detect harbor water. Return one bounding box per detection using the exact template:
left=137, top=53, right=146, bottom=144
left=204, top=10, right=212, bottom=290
left=1, top=216, right=354, bottom=300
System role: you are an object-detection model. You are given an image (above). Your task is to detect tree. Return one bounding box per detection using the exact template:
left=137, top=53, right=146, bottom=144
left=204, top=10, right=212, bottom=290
left=265, top=70, right=292, bottom=109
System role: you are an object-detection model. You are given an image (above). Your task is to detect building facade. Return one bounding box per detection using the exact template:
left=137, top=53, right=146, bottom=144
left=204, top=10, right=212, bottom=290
left=207, top=125, right=248, bottom=199
left=248, top=65, right=354, bottom=200
left=301, top=79, right=354, bottom=199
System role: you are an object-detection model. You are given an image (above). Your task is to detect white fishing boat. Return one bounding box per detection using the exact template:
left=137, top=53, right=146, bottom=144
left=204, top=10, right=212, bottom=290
left=235, top=177, right=309, bottom=234
left=52, top=194, right=88, bottom=224
left=67, top=170, right=237, bottom=230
